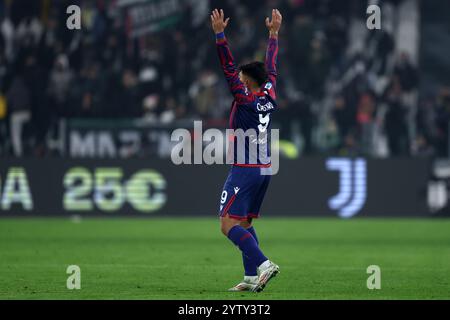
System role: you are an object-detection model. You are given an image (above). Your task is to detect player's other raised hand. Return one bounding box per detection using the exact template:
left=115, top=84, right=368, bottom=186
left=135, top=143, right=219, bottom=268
left=266, top=9, right=282, bottom=36
left=210, top=9, right=230, bottom=34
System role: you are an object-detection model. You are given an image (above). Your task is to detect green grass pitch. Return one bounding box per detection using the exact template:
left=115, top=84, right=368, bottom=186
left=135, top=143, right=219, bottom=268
left=0, top=217, right=449, bottom=300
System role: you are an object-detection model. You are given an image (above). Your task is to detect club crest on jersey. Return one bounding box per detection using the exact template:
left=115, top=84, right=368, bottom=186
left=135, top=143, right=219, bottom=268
left=264, top=82, right=273, bottom=90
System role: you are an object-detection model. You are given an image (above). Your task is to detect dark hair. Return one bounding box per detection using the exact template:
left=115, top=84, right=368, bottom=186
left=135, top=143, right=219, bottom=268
left=239, top=62, right=268, bottom=87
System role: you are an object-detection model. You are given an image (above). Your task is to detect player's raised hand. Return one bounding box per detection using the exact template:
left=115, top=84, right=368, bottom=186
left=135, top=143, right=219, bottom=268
left=265, top=9, right=282, bottom=36
left=210, top=9, right=230, bottom=34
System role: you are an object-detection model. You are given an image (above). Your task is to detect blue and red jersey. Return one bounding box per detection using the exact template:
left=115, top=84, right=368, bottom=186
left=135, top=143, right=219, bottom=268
left=216, top=34, right=279, bottom=167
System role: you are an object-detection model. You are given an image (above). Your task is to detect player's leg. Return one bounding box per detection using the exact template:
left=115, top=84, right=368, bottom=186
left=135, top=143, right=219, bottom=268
left=229, top=218, right=259, bottom=292
left=218, top=167, right=269, bottom=291
left=227, top=218, right=260, bottom=291
left=227, top=217, right=260, bottom=292
left=219, top=214, right=241, bottom=235
left=220, top=210, right=268, bottom=282
left=220, top=214, right=268, bottom=277
left=247, top=173, right=280, bottom=292
left=221, top=213, right=268, bottom=292
left=240, top=218, right=259, bottom=278
left=240, top=218, right=253, bottom=229
left=241, top=218, right=258, bottom=246
left=220, top=214, right=266, bottom=267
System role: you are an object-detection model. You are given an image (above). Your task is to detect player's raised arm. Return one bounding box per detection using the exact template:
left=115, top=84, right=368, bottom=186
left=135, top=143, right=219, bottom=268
left=211, top=9, right=252, bottom=102
left=265, top=9, right=282, bottom=93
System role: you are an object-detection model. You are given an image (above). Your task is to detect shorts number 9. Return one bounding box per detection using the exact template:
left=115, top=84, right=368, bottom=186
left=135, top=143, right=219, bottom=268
left=220, top=191, right=228, bottom=204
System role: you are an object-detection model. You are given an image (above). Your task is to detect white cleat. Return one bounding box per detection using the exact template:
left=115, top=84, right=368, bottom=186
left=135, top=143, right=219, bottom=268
left=252, top=260, right=280, bottom=293
left=228, top=276, right=258, bottom=292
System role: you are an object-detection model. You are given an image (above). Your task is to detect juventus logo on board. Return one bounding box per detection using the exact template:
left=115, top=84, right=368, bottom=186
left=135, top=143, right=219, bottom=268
left=326, top=158, right=368, bottom=218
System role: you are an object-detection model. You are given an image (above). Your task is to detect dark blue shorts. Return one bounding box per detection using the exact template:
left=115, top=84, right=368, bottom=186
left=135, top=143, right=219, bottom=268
left=219, top=165, right=271, bottom=220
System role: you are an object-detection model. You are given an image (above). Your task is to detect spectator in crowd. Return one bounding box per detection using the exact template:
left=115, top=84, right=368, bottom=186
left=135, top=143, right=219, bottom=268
left=333, top=95, right=355, bottom=147
left=434, top=87, right=450, bottom=157
left=384, top=76, right=409, bottom=156
left=394, top=52, right=419, bottom=92
left=7, top=74, right=31, bottom=156
left=356, top=92, right=377, bottom=155
left=48, top=54, right=74, bottom=117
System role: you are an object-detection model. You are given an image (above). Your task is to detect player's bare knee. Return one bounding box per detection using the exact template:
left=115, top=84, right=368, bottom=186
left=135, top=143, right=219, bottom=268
left=220, top=217, right=229, bottom=236
left=220, top=215, right=240, bottom=236
left=220, top=224, right=229, bottom=236
left=240, top=220, right=252, bottom=229
left=220, top=219, right=228, bottom=236
left=220, top=221, right=234, bottom=236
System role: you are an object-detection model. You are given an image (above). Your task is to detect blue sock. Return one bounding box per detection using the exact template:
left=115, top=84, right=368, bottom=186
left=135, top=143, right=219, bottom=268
left=227, top=226, right=267, bottom=271
left=242, top=227, right=259, bottom=276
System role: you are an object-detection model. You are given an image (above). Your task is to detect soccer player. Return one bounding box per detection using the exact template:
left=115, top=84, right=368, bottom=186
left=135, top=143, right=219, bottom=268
left=211, top=8, right=282, bottom=292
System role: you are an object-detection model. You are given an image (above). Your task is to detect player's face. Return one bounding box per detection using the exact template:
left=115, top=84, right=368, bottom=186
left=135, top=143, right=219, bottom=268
left=239, top=71, right=245, bottom=83
left=239, top=71, right=250, bottom=87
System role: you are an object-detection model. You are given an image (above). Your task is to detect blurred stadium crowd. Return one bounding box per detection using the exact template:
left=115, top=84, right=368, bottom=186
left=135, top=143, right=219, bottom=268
left=0, top=0, right=449, bottom=158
